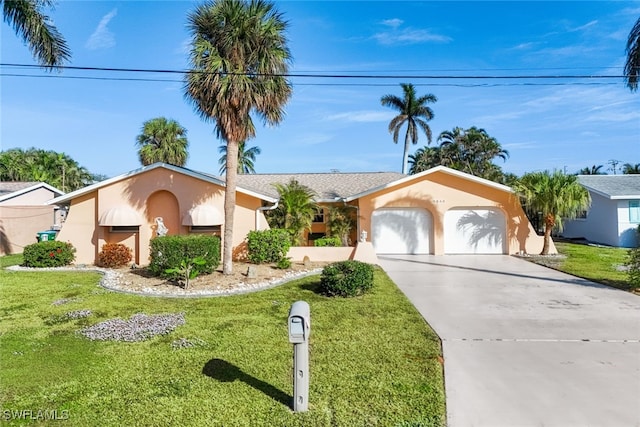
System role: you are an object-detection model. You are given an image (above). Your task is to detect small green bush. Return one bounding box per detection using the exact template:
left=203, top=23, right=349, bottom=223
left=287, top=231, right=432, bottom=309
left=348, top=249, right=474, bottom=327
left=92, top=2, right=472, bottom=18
left=276, top=257, right=292, bottom=269
left=97, top=243, right=132, bottom=268
left=314, top=236, right=342, bottom=247
left=22, top=241, right=76, bottom=268
left=320, top=260, right=374, bottom=297
left=627, top=248, right=640, bottom=290
left=247, top=229, right=291, bottom=264
left=149, top=235, right=220, bottom=277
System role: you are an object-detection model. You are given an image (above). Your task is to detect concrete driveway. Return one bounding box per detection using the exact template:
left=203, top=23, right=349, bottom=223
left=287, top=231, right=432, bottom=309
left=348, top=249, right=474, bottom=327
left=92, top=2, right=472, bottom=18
left=379, top=255, right=640, bottom=427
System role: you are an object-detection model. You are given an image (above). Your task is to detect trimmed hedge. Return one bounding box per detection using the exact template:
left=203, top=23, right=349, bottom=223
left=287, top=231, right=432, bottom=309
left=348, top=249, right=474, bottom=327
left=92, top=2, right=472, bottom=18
left=246, top=229, right=291, bottom=264
left=320, top=260, right=375, bottom=297
left=314, top=236, right=342, bottom=247
left=148, top=235, right=220, bottom=277
left=22, top=241, right=76, bottom=268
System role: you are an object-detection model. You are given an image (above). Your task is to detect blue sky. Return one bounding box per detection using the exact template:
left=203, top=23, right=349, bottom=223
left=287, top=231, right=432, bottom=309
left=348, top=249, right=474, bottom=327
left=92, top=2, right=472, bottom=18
left=1, top=1, right=639, bottom=179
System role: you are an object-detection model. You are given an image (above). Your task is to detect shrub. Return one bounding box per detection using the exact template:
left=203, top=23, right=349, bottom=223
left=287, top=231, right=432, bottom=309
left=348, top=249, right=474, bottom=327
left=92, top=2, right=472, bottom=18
left=627, top=248, right=640, bottom=290
left=320, top=260, right=374, bottom=297
left=276, top=257, right=292, bottom=269
left=314, top=236, right=342, bottom=247
left=97, top=243, right=132, bottom=268
left=165, top=256, right=207, bottom=289
left=149, top=235, right=220, bottom=277
left=23, top=241, right=76, bottom=268
left=247, top=229, right=291, bottom=264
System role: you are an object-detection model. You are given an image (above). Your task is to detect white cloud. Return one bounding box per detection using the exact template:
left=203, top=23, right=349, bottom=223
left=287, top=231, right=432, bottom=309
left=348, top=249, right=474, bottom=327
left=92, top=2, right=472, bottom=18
left=373, top=28, right=452, bottom=45
left=85, top=9, right=118, bottom=50
left=381, top=18, right=403, bottom=29
left=325, top=110, right=391, bottom=123
left=297, top=133, right=334, bottom=146
left=569, top=20, right=598, bottom=33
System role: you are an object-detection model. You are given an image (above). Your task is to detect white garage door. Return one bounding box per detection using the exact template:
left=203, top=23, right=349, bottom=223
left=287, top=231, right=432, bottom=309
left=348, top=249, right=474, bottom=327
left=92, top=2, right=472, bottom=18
left=371, top=208, right=432, bottom=254
left=444, top=208, right=506, bottom=254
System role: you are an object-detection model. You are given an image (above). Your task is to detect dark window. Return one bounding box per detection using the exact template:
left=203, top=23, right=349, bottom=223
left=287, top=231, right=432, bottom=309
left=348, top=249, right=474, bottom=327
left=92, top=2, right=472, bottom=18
left=110, top=226, right=139, bottom=233
left=190, top=225, right=221, bottom=235
left=313, top=208, right=325, bottom=223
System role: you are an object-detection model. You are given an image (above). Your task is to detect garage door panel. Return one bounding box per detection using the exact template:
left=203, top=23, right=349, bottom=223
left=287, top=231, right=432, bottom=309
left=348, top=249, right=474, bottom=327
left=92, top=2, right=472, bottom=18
left=445, top=208, right=505, bottom=254
left=372, top=208, right=431, bottom=254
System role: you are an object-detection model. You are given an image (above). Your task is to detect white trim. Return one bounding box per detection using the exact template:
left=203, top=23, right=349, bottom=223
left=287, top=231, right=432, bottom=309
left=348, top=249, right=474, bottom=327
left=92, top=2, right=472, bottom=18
left=0, top=182, right=64, bottom=203
left=47, top=163, right=277, bottom=205
left=344, top=165, right=513, bottom=202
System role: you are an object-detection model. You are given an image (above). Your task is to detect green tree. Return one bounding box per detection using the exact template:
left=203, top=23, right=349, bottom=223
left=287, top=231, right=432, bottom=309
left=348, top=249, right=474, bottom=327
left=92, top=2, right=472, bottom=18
left=625, top=16, right=640, bottom=91
left=515, top=170, right=591, bottom=255
left=184, top=0, right=292, bottom=274
left=136, top=117, right=189, bottom=167
left=408, top=146, right=442, bottom=174
left=623, top=163, right=640, bottom=174
left=326, top=205, right=356, bottom=246
left=381, top=83, right=437, bottom=174
left=0, top=147, right=93, bottom=191
left=2, top=0, right=70, bottom=69
left=578, top=165, right=605, bottom=175
left=218, top=141, right=261, bottom=174
left=265, top=179, right=317, bottom=246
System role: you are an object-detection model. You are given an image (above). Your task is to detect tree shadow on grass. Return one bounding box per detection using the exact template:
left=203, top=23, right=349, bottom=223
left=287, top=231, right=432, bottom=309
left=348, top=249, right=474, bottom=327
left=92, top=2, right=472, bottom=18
left=202, top=358, right=291, bottom=407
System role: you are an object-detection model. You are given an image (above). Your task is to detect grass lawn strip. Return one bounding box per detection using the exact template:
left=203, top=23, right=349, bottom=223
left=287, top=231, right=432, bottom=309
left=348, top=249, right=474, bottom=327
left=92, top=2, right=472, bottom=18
left=0, top=264, right=445, bottom=426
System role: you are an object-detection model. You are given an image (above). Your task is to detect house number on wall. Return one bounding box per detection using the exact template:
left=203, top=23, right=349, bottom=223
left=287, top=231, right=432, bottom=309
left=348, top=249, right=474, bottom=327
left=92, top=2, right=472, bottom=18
left=431, top=199, right=445, bottom=204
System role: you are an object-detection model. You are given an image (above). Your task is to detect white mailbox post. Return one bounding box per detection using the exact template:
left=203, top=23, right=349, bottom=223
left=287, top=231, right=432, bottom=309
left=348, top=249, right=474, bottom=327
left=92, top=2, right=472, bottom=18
left=288, top=301, right=310, bottom=412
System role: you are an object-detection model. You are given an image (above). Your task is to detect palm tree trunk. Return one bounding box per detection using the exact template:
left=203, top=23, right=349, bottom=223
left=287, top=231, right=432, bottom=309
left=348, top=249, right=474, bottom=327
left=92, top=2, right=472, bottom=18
left=541, top=213, right=554, bottom=255
left=402, top=132, right=411, bottom=174
left=222, top=141, right=240, bottom=275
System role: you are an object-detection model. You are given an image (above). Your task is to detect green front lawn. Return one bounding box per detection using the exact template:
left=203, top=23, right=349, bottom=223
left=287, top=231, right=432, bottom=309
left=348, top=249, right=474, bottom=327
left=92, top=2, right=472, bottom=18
left=550, top=242, right=631, bottom=290
left=0, top=265, right=445, bottom=426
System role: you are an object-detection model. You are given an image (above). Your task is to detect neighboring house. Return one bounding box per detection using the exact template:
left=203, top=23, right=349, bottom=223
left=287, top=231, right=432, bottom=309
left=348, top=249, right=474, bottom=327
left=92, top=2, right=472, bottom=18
left=562, top=175, right=640, bottom=248
left=0, top=182, right=65, bottom=255
left=48, top=163, right=550, bottom=266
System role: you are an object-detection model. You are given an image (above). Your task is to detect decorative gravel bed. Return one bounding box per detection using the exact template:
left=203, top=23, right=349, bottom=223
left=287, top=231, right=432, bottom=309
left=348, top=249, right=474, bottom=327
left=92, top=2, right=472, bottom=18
left=79, top=312, right=186, bottom=342
left=7, top=263, right=324, bottom=297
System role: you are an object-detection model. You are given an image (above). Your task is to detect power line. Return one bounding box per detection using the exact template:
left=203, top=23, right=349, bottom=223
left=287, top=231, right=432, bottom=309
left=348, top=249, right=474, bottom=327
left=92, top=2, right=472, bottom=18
left=0, top=62, right=626, bottom=80
left=0, top=72, right=622, bottom=87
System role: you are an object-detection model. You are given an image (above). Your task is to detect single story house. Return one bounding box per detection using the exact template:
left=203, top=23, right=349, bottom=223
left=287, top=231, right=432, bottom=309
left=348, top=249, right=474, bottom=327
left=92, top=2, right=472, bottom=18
left=48, top=163, right=550, bottom=265
left=561, top=175, right=640, bottom=248
left=0, top=182, right=65, bottom=255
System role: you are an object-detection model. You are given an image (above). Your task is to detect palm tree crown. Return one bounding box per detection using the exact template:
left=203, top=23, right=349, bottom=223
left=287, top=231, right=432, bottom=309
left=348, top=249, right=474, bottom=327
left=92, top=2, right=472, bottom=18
left=184, top=0, right=292, bottom=274
left=625, top=16, right=640, bottom=91
left=2, top=0, right=70, bottom=69
left=381, top=83, right=437, bottom=174
left=265, top=179, right=317, bottom=245
left=623, top=163, right=640, bottom=174
left=218, top=142, right=261, bottom=174
left=136, top=117, right=189, bottom=167
left=578, top=165, right=605, bottom=175
left=515, top=170, right=590, bottom=255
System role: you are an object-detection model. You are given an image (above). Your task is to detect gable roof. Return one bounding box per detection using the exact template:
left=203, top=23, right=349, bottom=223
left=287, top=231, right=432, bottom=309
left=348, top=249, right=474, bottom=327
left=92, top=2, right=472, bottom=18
left=236, top=172, right=405, bottom=202
left=0, top=181, right=64, bottom=203
left=47, top=163, right=278, bottom=205
left=344, top=165, right=513, bottom=202
left=577, top=175, right=640, bottom=199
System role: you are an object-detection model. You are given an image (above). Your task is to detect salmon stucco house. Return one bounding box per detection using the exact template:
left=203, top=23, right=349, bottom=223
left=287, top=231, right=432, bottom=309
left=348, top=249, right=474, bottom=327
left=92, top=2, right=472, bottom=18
left=47, top=163, right=551, bottom=265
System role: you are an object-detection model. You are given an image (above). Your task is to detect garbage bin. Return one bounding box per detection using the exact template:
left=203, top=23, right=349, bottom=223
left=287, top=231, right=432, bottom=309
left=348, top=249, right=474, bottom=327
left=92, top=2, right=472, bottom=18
left=36, top=231, right=57, bottom=242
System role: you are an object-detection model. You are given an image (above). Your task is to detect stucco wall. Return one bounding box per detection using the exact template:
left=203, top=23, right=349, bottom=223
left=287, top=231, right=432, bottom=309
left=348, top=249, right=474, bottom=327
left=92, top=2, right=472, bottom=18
left=562, top=193, right=620, bottom=247
left=0, top=187, right=59, bottom=206
left=0, top=206, right=56, bottom=255
left=58, top=167, right=268, bottom=265
left=357, top=170, right=551, bottom=255
left=617, top=200, right=640, bottom=247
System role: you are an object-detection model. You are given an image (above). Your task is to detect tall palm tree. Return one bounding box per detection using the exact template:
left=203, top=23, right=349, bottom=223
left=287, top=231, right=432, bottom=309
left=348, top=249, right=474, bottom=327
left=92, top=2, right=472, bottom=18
left=135, top=117, right=189, bottom=167
left=381, top=83, right=437, bottom=174
left=623, top=163, right=640, bottom=174
left=515, top=170, right=591, bottom=255
left=265, top=179, right=317, bottom=245
left=184, top=0, right=292, bottom=274
left=625, top=16, right=640, bottom=91
left=578, top=165, right=605, bottom=175
left=2, top=0, right=70, bottom=69
left=218, top=141, right=261, bottom=174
